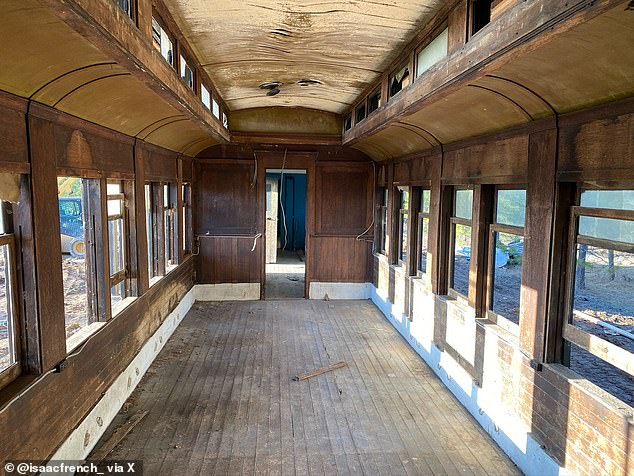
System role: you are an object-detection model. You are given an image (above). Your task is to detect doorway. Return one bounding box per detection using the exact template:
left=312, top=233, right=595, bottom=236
left=264, top=169, right=306, bottom=299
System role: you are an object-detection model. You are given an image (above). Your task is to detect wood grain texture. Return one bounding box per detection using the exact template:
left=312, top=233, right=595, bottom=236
left=90, top=300, right=520, bottom=475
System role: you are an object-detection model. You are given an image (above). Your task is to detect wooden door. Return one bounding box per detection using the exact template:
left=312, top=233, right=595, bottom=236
left=265, top=177, right=278, bottom=263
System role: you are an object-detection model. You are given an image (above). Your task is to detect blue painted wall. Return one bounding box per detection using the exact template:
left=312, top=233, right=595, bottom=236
left=266, top=172, right=306, bottom=250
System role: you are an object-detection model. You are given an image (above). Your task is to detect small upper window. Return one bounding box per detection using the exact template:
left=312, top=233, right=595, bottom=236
left=416, top=28, right=448, bottom=77
left=368, top=89, right=381, bottom=114
left=180, top=54, right=195, bottom=90
left=343, top=115, right=352, bottom=132
left=389, top=64, right=410, bottom=98
left=201, top=84, right=211, bottom=110
left=152, top=17, right=174, bottom=67
left=356, top=103, right=367, bottom=124
left=222, top=113, right=229, bottom=129
left=212, top=98, right=220, bottom=119
left=114, top=0, right=133, bottom=19
left=470, top=0, right=492, bottom=37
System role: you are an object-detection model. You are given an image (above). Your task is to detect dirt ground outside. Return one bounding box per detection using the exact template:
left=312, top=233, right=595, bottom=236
left=62, top=256, right=89, bottom=339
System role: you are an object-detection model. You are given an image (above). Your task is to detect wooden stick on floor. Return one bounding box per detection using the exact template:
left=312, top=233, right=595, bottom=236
left=293, top=361, right=347, bottom=381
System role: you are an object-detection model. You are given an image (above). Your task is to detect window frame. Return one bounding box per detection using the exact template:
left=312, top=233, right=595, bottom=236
left=367, top=88, right=382, bottom=115
left=416, top=188, right=431, bottom=282
left=485, top=185, right=526, bottom=333
left=448, top=186, right=474, bottom=302
left=560, top=192, right=634, bottom=380
left=151, top=14, right=175, bottom=69
left=113, top=0, right=137, bottom=23
left=468, top=0, right=493, bottom=39
left=388, top=62, right=411, bottom=99
left=181, top=182, right=192, bottom=256
left=163, top=183, right=178, bottom=273
left=397, top=186, right=410, bottom=267
left=0, top=231, right=22, bottom=390
left=376, top=187, right=388, bottom=255
left=179, top=52, right=196, bottom=91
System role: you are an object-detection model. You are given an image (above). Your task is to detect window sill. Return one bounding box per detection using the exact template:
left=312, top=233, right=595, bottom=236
left=66, top=322, right=106, bottom=354
left=476, top=318, right=519, bottom=346
left=149, top=275, right=164, bottom=288
left=112, top=296, right=137, bottom=317
left=166, top=264, right=178, bottom=274
left=438, top=294, right=476, bottom=318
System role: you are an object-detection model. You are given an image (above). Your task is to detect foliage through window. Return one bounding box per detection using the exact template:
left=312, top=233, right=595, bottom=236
left=449, top=188, right=472, bottom=298
left=564, top=189, right=634, bottom=406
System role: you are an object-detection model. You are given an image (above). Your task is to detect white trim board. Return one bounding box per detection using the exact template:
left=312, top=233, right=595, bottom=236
left=47, top=288, right=195, bottom=474
left=308, top=282, right=372, bottom=300
left=369, top=285, right=569, bottom=476
left=194, top=283, right=260, bottom=301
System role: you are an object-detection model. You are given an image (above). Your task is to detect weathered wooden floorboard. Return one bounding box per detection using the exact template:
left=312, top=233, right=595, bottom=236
left=90, top=300, right=520, bottom=476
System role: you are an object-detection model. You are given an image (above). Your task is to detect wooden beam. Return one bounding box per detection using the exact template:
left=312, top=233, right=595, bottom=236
left=231, top=132, right=341, bottom=147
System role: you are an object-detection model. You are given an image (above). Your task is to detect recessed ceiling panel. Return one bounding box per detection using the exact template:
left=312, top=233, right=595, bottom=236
left=163, top=0, right=447, bottom=113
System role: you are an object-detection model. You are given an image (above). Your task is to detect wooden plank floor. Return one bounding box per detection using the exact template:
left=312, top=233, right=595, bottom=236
left=91, top=300, right=520, bottom=475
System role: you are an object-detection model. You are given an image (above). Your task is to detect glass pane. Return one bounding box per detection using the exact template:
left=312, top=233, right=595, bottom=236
left=580, top=190, right=634, bottom=211
left=400, top=211, right=409, bottom=262
left=381, top=207, right=388, bottom=254
left=416, top=28, right=448, bottom=77
left=572, top=244, right=634, bottom=337
left=496, top=189, right=526, bottom=227
left=451, top=223, right=471, bottom=297
left=212, top=99, right=220, bottom=119
left=568, top=343, right=633, bottom=407
left=164, top=209, right=173, bottom=271
left=455, top=190, right=473, bottom=220
left=115, top=0, right=131, bottom=17
left=145, top=184, right=154, bottom=278
left=164, top=184, right=169, bottom=207
left=58, top=177, right=91, bottom=340
left=109, top=218, right=125, bottom=275
left=578, top=216, right=634, bottom=244
left=107, top=182, right=122, bottom=195
left=421, top=189, right=430, bottom=214
left=201, top=84, right=211, bottom=110
left=111, top=282, right=126, bottom=311
left=180, top=55, right=194, bottom=89
left=0, top=244, right=16, bottom=373
left=107, top=199, right=122, bottom=217
left=419, top=217, right=429, bottom=274
left=490, top=232, right=524, bottom=323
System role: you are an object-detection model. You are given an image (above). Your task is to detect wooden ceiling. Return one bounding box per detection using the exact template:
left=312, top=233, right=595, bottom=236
left=351, top=2, right=634, bottom=160
left=162, top=0, right=448, bottom=113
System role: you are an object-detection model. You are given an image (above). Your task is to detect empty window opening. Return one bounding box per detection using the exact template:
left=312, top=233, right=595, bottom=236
left=356, top=103, right=367, bottom=124
left=470, top=0, right=492, bottom=37
left=180, top=54, right=195, bottom=90
left=389, top=64, right=410, bottom=98
left=564, top=189, right=634, bottom=407
left=222, top=112, right=229, bottom=129
left=449, top=188, right=473, bottom=299
left=398, top=187, right=409, bottom=265
left=0, top=198, right=21, bottom=389
left=368, top=89, right=381, bottom=114
left=152, top=16, right=174, bottom=67
left=58, top=177, right=103, bottom=350
left=265, top=170, right=307, bottom=300
left=107, top=181, right=136, bottom=315
left=417, top=189, right=431, bottom=280
left=182, top=183, right=192, bottom=255
left=343, top=115, right=352, bottom=132
left=488, top=189, right=526, bottom=328
left=201, top=84, right=211, bottom=110
left=145, top=183, right=156, bottom=282
left=416, top=28, right=448, bottom=77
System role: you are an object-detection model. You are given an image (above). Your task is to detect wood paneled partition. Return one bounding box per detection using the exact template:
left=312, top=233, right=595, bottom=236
left=195, top=146, right=374, bottom=295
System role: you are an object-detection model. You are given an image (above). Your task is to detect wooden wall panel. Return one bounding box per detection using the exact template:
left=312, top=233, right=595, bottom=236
left=315, top=163, right=372, bottom=235
left=393, top=151, right=441, bottom=184
left=142, top=142, right=178, bottom=182
left=447, top=0, right=468, bottom=55
left=0, top=91, right=28, bottom=172
left=557, top=98, right=634, bottom=181
left=196, top=237, right=260, bottom=284
left=310, top=237, right=372, bottom=283
left=195, top=162, right=258, bottom=235
left=442, top=134, right=529, bottom=183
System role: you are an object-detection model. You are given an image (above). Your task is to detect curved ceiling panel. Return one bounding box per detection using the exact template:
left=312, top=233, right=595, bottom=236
left=163, top=0, right=448, bottom=113
left=143, top=119, right=217, bottom=155
left=2, top=1, right=110, bottom=97
left=495, top=5, right=634, bottom=114
left=230, top=107, right=341, bottom=135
